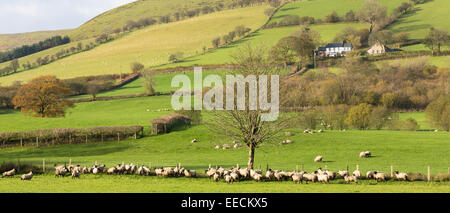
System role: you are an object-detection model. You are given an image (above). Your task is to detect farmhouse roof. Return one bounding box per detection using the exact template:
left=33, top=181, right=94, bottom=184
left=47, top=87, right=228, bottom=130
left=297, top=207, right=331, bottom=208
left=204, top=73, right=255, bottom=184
left=324, top=43, right=353, bottom=48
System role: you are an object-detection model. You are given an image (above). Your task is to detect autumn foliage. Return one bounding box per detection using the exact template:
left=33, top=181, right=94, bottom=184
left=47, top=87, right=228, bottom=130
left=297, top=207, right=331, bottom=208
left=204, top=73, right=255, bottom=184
left=12, top=76, right=73, bottom=117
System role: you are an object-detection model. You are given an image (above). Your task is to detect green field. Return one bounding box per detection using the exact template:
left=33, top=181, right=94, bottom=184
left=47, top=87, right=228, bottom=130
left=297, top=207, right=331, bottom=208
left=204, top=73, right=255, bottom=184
left=271, top=0, right=402, bottom=23
left=374, top=56, right=450, bottom=68
left=0, top=174, right=448, bottom=193
left=67, top=0, right=229, bottom=41
left=389, top=0, right=450, bottom=40
left=0, top=6, right=269, bottom=86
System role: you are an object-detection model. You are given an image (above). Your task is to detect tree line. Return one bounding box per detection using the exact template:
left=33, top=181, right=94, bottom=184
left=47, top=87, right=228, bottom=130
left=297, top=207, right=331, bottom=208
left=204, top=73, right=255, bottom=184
left=0, top=36, right=70, bottom=63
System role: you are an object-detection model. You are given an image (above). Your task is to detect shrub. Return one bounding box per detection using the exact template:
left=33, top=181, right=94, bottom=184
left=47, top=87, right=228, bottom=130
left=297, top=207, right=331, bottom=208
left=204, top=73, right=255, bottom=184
left=425, top=95, right=450, bottom=131
left=345, top=103, right=373, bottom=130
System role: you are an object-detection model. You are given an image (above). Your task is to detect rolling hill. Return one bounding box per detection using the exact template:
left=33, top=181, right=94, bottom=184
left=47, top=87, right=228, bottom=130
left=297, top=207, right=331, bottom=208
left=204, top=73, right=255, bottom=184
left=0, top=29, right=72, bottom=51
left=0, top=5, right=269, bottom=86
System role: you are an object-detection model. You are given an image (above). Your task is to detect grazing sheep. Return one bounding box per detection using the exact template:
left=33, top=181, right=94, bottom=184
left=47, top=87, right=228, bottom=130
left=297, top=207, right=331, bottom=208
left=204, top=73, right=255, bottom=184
left=395, top=171, right=408, bottom=181
left=213, top=173, right=220, bottom=182
left=366, top=171, right=376, bottom=179
left=285, top=140, right=293, bottom=144
left=250, top=169, right=262, bottom=178
left=54, top=164, right=68, bottom=177
left=291, top=173, right=302, bottom=184
left=317, top=168, right=325, bottom=175
left=265, top=169, right=274, bottom=181
left=238, top=168, right=249, bottom=179
left=373, top=171, right=386, bottom=182
left=215, top=145, right=221, bottom=149
left=216, top=167, right=225, bottom=177
left=353, top=170, right=362, bottom=178
left=92, top=166, right=99, bottom=174
left=314, top=156, right=323, bottom=162
left=81, top=166, right=89, bottom=174
left=142, top=166, right=151, bottom=175
left=191, top=139, right=198, bottom=143
left=252, top=173, right=263, bottom=182
left=222, top=144, right=231, bottom=150
left=107, top=167, right=117, bottom=175
left=315, top=172, right=329, bottom=184
left=2, top=168, right=16, bottom=177
left=97, top=164, right=106, bottom=173
left=154, top=168, right=164, bottom=176
left=232, top=140, right=239, bottom=144
left=233, top=144, right=239, bottom=149
left=230, top=172, right=239, bottom=182
left=324, top=170, right=336, bottom=180
left=337, top=170, right=349, bottom=178
left=72, top=170, right=80, bottom=179
left=206, top=168, right=216, bottom=178
left=21, top=171, right=33, bottom=181
left=360, top=151, right=371, bottom=158
left=129, top=164, right=137, bottom=174
left=318, top=129, right=324, bottom=133
left=364, top=151, right=371, bottom=157
left=344, top=175, right=358, bottom=183
left=225, top=175, right=233, bottom=184
left=184, top=170, right=197, bottom=178
left=273, top=171, right=284, bottom=181
left=302, top=173, right=317, bottom=183
left=280, top=141, right=287, bottom=145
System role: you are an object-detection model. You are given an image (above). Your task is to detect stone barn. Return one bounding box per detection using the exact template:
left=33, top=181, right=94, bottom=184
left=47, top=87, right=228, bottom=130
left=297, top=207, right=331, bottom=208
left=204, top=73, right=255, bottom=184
left=150, top=114, right=191, bottom=135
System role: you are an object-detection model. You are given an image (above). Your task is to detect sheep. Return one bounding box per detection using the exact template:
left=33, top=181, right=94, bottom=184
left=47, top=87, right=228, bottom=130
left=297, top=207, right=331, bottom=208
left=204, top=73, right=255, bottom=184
left=213, top=173, right=220, bottom=182
left=225, top=175, right=233, bottom=184
left=68, top=165, right=81, bottom=173
left=238, top=168, right=249, bottom=179
left=291, top=173, right=302, bottom=184
left=233, top=144, right=239, bottom=149
left=206, top=168, right=216, bottom=178
left=92, top=166, right=99, bottom=174
left=252, top=173, right=262, bottom=182
left=54, top=164, right=68, bottom=177
left=265, top=169, right=274, bottom=181
left=222, top=144, right=231, bottom=150
left=250, top=169, right=262, bottom=178
left=324, top=170, right=336, bottom=180
left=314, top=156, right=323, bottom=162
left=304, top=130, right=310, bottom=134
left=285, top=140, right=293, bottom=144
left=360, top=151, right=371, bottom=158
left=302, top=173, right=317, bottom=183
left=232, top=140, right=239, bottom=144
left=344, top=175, right=358, bottom=183
left=215, top=145, right=221, bottom=149
left=223, top=170, right=231, bottom=177
left=72, top=170, right=81, bottom=179
left=230, top=172, right=239, bottom=182
left=353, top=170, right=362, bottom=178
left=21, top=171, right=33, bottom=181
left=273, top=171, right=283, bottom=181
left=107, top=167, right=117, bottom=175
left=97, top=164, right=106, bottom=173
left=318, top=129, right=324, bottom=133
left=184, top=170, right=197, bottom=178
left=364, top=151, right=371, bottom=157
left=191, top=139, right=198, bottom=143
left=317, top=168, right=325, bottom=175
left=2, top=168, right=16, bottom=177
left=217, top=167, right=225, bottom=177
left=81, top=166, right=89, bottom=174
left=129, top=164, right=137, bottom=174
left=395, top=171, right=408, bottom=181
left=337, top=170, right=349, bottom=178
left=373, top=171, right=386, bottom=182
left=366, top=171, right=376, bottom=179
left=142, top=166, right=151, bottom=175
left=316, top=172, right=329, bottom=184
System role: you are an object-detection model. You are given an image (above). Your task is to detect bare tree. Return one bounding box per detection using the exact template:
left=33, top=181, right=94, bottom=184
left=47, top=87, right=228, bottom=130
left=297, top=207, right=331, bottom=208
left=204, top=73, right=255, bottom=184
left=357, top=0, right=387, bottom=33
left=207, top=45, right=290, bottom=169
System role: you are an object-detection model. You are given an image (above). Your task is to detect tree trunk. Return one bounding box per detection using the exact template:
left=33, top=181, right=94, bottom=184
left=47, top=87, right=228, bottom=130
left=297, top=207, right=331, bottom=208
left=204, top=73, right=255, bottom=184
left=247, top=144, right=255, bottom=170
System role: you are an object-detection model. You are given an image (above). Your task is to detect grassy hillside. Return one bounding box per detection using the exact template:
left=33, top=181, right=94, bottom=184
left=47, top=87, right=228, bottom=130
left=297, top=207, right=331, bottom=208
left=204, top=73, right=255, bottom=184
left=67, top=0, right=229, bottom=41
left=389, top=0, right=450, bottom=40
left=0, top=29, right=72, bottom=51
left=270, top=0, right=403, bottom=23
left=0, top=6, right=269, bottom=86
left=159, top=23, right=369, bottom=68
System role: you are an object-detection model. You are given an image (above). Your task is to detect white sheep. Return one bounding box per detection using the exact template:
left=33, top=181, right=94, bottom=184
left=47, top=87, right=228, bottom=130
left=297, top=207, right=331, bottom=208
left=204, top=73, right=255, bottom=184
left=318, top=129, right=324, bottom=133
left=107, top=167, right=117, bottom=174
left=238, top=168, right=249, bottom=179
left=191, top=139, right=198, bottom=143
left=233, top=144, right=239, bottom=149
left=265, top=169, right=274, bottom=181
left=314, top=156, right=323, bottom=162
left=325, top=170, right=336, bottom=180
left=230, top=172, right=239, bottom=181
left=285, top=140, right=293, bottom=144
left=373, top=171, right=386, bottom=181
left=344, top=175, right=358, bottom=183
left=184, top=170, right=197, bottom=177
left=222, top=144, right=231, bottom=150
left=366, top=171, right=376, bottom=179
left=291, top=173, right=302, bottom=184
left=225, top=175, right=233, bottom=184
left=302, top=173, right=317, bottom=183
left=2, top=168, right=16, bottom=177
left=353, top=170, right=362, bottom=178
left=72, top=170, right=80, bottom=179
left=337, top=170, right=349, bottom=178
left=252, top=173, right=263, bottom=182
left=206, top=168, right=216, bottom=178
left=316, top=173, right=329, bottom=183
left=395, top=171, right=408, bottom=181
left=21, top=171, right=33, bottom=180
left=274, top=171, right=283, bottom=181
left=213, top=173, right=220, bottom=182
left=215, top=145, right=221, bottom=149
left=54, top=164, right=68, bottom=177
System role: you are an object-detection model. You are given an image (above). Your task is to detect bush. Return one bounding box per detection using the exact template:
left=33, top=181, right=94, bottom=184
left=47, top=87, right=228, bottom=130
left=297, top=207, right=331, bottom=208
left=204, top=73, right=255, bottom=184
left=345, top=103, right=373, bottom=130
left=425, top=95, right=450, bottom=131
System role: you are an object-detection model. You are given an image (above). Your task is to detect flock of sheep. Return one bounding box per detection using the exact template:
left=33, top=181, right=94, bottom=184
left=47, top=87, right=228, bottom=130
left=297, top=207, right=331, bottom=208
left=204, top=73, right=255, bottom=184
left=1, top=161, right=409, bottom=184
left=204, top=166, right=409, bottom=184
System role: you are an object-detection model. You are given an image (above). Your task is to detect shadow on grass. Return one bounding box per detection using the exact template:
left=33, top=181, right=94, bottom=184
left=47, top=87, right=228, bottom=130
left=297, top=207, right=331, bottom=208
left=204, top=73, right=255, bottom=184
left=0, top=141, right=133, bottom=159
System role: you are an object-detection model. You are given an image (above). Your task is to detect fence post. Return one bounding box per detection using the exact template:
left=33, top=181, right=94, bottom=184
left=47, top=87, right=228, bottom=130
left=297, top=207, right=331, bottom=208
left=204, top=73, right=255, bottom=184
left=356, top=164, right=359, bottom=171
left=266, top=164, right=269, bottom=171
left=448, top=167, right=450, bottom=175
left=43, top=159, right=45, bottom=173
left=36, top=137, right=39, bottom=147
left=69, top=158, right=72, bottom=165
left=85, top=135, right=88, bottom=143
left=390, top=165, right=393, bottom=177
left=117, top=133, right=120, bottom=141
left=427, top=166, right=431, bottom=182
left=20, top=138, right=23, bottom=147
left=134, top=133, right=137, bottom=140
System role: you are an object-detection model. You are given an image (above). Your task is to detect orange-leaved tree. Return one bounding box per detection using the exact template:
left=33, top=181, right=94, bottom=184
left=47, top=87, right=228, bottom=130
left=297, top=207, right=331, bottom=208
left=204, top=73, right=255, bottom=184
left=12, top=75, right=73, bottom=117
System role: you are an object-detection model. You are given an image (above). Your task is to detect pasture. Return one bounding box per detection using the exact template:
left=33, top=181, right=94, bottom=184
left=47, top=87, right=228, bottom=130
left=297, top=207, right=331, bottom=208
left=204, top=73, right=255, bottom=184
left=0, top=29, right=71, bottom=51
left=0, top=174, right=448, bottom=193
left=389, top=0, right=450, bottom=40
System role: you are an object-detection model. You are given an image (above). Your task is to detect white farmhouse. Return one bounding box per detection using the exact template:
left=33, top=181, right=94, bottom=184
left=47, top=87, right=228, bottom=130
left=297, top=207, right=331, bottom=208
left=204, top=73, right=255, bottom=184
left=317, top=43, right=353, bottom=57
